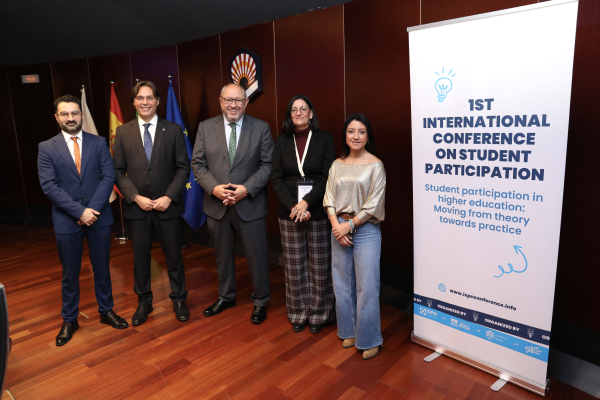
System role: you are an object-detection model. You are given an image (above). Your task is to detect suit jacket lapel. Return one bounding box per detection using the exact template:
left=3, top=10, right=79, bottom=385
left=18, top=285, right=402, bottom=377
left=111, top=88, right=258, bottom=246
left=149, top=118, right=166, bottom=166
left=52, top=133, right=80, bottom=178
left=79, top=131, right=93, bottom=177
left=232, top=116, right=253, bottom=167
left=215, top=116, right=230, bottom=167
left=129, top=120, right=147, bottom=162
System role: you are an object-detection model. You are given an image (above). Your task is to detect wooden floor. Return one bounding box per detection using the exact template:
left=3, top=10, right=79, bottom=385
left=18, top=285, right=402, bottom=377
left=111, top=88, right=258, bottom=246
left=0, top=225, right=594, bottom=400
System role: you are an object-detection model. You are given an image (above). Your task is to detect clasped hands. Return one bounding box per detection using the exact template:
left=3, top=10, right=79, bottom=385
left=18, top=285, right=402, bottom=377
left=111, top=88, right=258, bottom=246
left=78, top=208, right=100, bottom=226
left=332, top=222, right=353, bottom=247
left=133, top=195, right=172, bottom=212
left=289, top=200, right=311, bottom=222
left=212, top=183, right=247, bottom=206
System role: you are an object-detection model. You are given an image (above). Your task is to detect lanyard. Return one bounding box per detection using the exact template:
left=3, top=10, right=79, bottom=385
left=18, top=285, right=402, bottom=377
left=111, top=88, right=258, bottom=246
left=293, top=131, right=312, bottom=180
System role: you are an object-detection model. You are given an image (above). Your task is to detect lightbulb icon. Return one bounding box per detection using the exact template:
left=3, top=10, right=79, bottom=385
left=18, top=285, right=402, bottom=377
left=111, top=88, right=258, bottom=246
left=434, top=67, right=456, bottom=102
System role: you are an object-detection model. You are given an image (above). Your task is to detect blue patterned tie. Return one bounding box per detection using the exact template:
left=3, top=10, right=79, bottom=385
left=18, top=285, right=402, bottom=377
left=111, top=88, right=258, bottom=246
left=143, top=123, right=152, bottom=163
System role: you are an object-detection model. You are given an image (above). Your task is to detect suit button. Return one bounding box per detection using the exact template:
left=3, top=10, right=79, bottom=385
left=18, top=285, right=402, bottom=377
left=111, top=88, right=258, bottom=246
left=80, top=182, right=83, bottom=185
left=146, top=184, right=149, bottom=187
left=82, top=197, right=86, bottom=200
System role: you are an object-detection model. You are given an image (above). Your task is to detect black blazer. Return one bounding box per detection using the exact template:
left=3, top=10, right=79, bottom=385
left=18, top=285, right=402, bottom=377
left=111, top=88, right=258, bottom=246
left=113, top=117, right=191, bottom=220
left=271, top=130, right=335, bottom=220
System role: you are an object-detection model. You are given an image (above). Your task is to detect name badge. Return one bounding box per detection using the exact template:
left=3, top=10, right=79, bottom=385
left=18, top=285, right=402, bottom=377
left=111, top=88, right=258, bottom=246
left=297, top=180, right=313, bottom=204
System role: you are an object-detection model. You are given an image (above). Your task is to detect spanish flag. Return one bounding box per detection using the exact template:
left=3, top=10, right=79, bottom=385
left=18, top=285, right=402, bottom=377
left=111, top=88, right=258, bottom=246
left=109, top=84, right=124, bottom=202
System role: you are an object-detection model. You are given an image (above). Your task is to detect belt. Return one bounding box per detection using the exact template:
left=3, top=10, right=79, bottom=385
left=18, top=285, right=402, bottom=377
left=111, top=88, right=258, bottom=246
left=339, top=213, right=355, bottom=221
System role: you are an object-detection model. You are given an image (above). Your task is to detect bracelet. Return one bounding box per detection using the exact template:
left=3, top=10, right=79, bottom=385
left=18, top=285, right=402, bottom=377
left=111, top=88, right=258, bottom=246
left=348, top=219, right=355, bottom=234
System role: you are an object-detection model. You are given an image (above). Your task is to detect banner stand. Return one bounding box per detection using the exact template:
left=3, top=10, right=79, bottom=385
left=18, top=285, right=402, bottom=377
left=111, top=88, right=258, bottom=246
left=411, top=333, right=549, bottom=396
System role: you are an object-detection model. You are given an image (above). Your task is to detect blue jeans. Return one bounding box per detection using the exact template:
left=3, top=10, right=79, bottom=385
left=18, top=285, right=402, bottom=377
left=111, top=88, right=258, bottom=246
left=331, top=217, right=382, bottom=349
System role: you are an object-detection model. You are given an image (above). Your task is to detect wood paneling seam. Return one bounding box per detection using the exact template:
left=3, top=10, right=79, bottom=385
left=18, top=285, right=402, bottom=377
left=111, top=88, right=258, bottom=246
left=176, top=45, right=182, bottom=105
left=273, top=21, right=278, bottom=136
left=218, top=35, right=223, bottom=87
left=343, top=4, right=346, bottom=118
left=5, top=67, right=30, bottom=218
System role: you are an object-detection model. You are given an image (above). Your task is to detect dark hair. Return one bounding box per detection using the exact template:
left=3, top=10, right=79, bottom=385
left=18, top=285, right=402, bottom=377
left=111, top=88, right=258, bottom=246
left=341, top=113, right=375, bottom=158
left=131, top=80, right=161, bottom=103
left=54, top=94, right=81, bottom=114
left=281, top=94, right=319, bottom=135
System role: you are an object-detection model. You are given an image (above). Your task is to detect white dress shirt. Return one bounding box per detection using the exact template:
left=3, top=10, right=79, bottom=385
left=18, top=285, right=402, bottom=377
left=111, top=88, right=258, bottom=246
left=138, top=114, right=159, bottom=144
left=224, top=115, right=243, bottom=150
left=62, top=130, right=83, bottom=163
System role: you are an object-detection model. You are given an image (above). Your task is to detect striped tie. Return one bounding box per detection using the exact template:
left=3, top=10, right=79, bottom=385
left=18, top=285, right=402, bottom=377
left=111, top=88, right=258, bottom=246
left=143, top=123, right=152, bottom=163
left=228, top=123, right=237, bottom=164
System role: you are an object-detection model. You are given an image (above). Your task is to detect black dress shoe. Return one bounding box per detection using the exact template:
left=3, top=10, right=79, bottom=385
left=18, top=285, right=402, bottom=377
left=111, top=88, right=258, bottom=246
left=251, top=306, right=267, bottom=324
left=100, top=310, right=129, bottom=329
left=292, top=323, right=306, bottom=332
left=132, top=304, right=153, bottom=326
left=173, top=302, right=190, bottom=322
left=309, top=324, right=323, bottom=334
left=56, top=321, right=79, bottom=347
left=203, top=299, right=236, bottom=317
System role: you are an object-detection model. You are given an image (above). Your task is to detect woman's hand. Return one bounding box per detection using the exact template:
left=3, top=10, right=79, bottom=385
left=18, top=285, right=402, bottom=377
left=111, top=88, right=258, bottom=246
left=290, top=200, right=309, bottom=222
left=332, top=222, right=351, bottom=239
left=337, top=234, right=353, bottom=247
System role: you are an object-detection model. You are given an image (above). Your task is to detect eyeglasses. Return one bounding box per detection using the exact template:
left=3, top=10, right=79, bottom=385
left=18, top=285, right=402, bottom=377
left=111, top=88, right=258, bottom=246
left=57, top=111, right=81, bottom=119
left=135, top=96, right=155, bottom=102
left=290, top=107, right=309, bottom=114
left=220, top=97, right=246, bottom=105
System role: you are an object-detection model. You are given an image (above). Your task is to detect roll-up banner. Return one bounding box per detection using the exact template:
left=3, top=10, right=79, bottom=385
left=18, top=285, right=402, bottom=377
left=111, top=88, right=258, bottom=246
left=408, top=0, right=578, bottom=396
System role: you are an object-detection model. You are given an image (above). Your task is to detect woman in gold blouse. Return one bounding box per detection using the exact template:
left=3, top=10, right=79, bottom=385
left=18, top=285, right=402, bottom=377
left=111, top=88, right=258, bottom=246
left=323, top=113, right=386, bottom=360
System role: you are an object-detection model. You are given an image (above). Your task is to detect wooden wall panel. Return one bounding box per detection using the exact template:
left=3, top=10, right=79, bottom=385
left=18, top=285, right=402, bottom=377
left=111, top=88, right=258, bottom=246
left=0, top=68, right=27, bottom=219
left=345, top=0, right=419, bottom=267
left=553, top=0, right=600, bottom=333
left=220, top=22, right=279, bottom=233
left=130, top=46, right=179, bottom=121
left=88, top=53, right=134, bottom=138
left=6, top=64, right=57, bottom=217
left=51, top=59, right=91, bottom=108
left=274, top=5, right=345, bottom=144
left=421, top=0, right=537, bottom=24
left=178, top=36, right=223, bottom=143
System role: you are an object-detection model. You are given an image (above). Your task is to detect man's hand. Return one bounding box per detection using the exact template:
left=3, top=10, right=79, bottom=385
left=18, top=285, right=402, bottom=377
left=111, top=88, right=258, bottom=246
left=134, top=195, right=156, bottom=211
left=153, top=196, right=172, bottom=212
left=80, top=208, right=100, bottom=226
left=212, top=184, right=235, bottom=201
left=228, top=184, right=248, bottom=204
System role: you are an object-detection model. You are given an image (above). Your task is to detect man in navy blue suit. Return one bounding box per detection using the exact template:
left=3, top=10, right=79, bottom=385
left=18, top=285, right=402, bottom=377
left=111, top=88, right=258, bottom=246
left=38, top=94, right=128, bottom=347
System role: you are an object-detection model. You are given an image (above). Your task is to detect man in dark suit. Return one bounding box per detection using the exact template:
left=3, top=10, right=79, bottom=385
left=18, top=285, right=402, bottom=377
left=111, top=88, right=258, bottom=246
left=38, top=94, right=128, bottom=347
left=113, top=81, right=191, bottom=325
left=192, top=83, right=273, bottom=324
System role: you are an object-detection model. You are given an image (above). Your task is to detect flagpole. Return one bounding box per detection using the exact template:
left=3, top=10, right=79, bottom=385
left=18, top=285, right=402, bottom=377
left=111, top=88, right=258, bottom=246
left=109, top=80, right=128, bottom=244
left=115, top=197, right=128, bottom=244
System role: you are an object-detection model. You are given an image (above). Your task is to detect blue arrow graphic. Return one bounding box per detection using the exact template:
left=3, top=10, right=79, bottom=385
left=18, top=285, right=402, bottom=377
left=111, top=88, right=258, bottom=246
left=494, top=245, right=528, bottom=278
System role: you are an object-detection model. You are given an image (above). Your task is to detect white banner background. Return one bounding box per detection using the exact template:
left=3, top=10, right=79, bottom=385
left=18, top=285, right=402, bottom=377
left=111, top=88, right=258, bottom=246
left=410, top=0, right=578, bottom=388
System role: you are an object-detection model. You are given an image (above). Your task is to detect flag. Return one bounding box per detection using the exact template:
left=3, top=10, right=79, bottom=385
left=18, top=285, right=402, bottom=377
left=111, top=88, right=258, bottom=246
left=109, top=84, right=124, bottom=202
left=80, top=87, right=98, bottom=136
left=166, top=78, right=206, bottom=230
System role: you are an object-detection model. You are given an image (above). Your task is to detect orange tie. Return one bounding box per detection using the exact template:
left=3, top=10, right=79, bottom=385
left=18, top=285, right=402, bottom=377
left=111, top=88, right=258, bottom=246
left=71, top=137, right=81, bottom=175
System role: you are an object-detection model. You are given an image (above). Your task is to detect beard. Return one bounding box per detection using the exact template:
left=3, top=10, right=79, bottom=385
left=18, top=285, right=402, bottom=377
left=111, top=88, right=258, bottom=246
left=60, top=119, right=83, bottom=134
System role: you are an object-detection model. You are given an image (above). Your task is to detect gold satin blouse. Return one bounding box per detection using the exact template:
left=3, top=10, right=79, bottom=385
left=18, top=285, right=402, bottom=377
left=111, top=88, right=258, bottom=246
left=323, top=160, right=386, bottom=223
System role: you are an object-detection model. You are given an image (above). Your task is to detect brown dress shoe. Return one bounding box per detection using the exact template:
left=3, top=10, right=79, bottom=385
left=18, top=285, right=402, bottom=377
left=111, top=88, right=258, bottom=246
left=342, top=338, right=356, bottom=348
left=363, top=346, right=380, bottom=360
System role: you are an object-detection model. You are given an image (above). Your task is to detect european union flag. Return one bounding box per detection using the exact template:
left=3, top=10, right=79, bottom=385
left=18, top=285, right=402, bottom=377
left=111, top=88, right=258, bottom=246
left=166, top=78, right=207, bottom=230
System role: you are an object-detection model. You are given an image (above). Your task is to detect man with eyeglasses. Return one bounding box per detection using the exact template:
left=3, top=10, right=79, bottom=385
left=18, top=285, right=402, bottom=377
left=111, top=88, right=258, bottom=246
left=192, top=83, right=273, bottom=324
left=113, top=81, right=191, bottom=326
left=38, top=94, right=128, bottom=347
